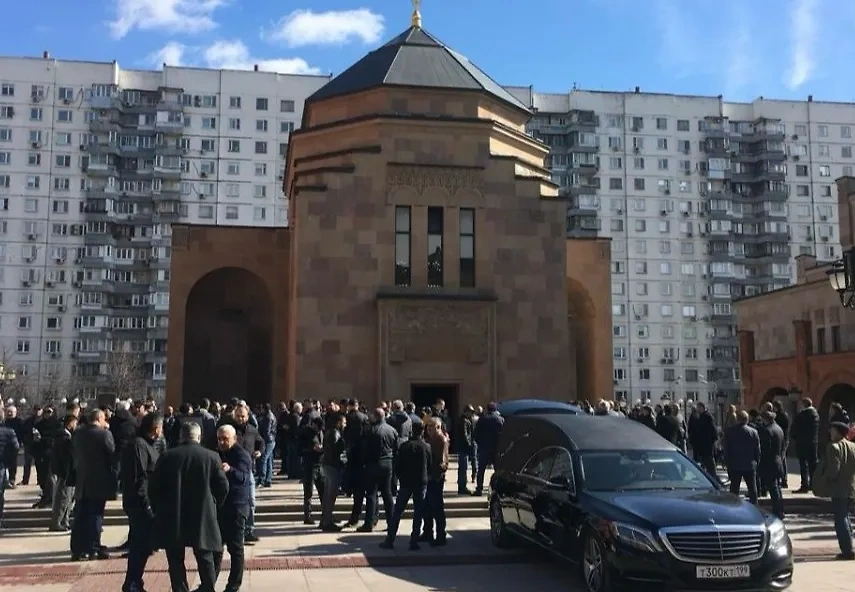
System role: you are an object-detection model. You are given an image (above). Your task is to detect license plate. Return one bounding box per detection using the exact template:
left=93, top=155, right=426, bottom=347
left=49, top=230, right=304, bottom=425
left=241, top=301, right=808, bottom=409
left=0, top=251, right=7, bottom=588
left=696, top=565, right=750, bottom=579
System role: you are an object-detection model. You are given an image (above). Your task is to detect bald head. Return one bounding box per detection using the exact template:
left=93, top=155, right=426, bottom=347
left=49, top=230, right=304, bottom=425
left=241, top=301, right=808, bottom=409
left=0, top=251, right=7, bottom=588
left=373, top=407, right=386, bottom=422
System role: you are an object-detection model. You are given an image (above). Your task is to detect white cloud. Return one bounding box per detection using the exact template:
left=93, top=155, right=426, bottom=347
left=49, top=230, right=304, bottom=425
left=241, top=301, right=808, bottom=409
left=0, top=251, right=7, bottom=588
left=147, top=42, right=186, bottom=67
left=786, top=0, right=819, bottom=89
left=146, top=40, right=320, bottom=75
left=653, top=0, right=699, bottom=77
left=263, top=9, right=384, bottom=48
left=109, top=0, right=228, bottom=39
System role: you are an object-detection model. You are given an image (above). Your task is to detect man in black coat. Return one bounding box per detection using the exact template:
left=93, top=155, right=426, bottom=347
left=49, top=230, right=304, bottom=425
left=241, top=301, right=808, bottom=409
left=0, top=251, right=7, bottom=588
left=120, top=412, right=163, bottom=592
left=772, top=400, right=791, bottom=488
left=791, top=397, right=820, bottom=492
left=33, top=406, right=62, bottom=508
left=70, top=409, right=116, bottom=561
left=386, top=400, right=412, bottom=496
left=233, top=404, right=263, bottom=544
left=656, top=404, right=681, bottom=444
left=687, top=402, right=718, bottom=476
left=472, top=403, right=504, bottom=496
left=150, top=421, right=229, bottom=592
left=49, top=413, right=78, bottom=532
left=343, top=399, right=369, bottom=501
left=757, top=410, right=786, bottom=519
left=381, top=421, right=432, bottom=550
left=724, top=411, right=761, bottom=504
left=358, top=408, right=399, bottom=532
left=215, top=424, right=253, bottom=592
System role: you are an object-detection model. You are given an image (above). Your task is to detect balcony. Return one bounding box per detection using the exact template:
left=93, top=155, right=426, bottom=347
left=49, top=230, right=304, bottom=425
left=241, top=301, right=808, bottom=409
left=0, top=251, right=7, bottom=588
left=155, top=118, right=185, bottom=134
left=153, top=165, right=182, bottom=180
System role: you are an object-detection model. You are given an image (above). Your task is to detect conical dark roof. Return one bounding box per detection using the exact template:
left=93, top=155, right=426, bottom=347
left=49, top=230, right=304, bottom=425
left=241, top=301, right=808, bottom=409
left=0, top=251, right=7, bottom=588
left=307, top=26, right=530, bottom=114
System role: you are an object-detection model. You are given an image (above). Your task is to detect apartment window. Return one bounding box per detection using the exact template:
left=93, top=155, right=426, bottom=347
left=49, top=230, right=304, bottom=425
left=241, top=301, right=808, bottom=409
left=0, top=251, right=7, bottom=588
left=427, top=206, right=444, bottom=287
left=634, top=178, right=645, bottom=191
left=656, top=117, right=667, bottom=130
left=17, top=340, right=29, bottom=353
left=55, top=154, right=71, bottom=167
left=256, top=98, right=269, bottom=111
left=459, top=208, right=475, bottom=287
left=229, top=118, right=241, bottom=130
left=30, top=107, right=42, bottom=121
left=280, top=99, right=295, bottom=112
left=256, top=119, right=268, bottom=132
left=226, top=162, right=240, bottom=175
left=394, top=206, right=411, bottom=287
left=819, top=165, right=831, bottom=177
left=843, top=146, right=852, bottom=159
left=229, top=96, right=241, bottom=108
left=253, top=185, right=267, bottom=198
left=26, top=176, right=40, bottom=189
left=280, top=121, right=295, bottom=134
left=201, top=117, right=216, bottom=130
left=609, top=178, right=622, bottom=190
left=631, top=117, right=643, bottom=130
left=224, top=206, right=239, bottom=220
left=253, top=206, right=267, bottom=221
left=18, top=316, right=31, bottom=329
left=52, top=199, right=69, bottom=213
left=0, top=151, right=10, bottom=164
left=255, top=141, right=267, bottom=154
left=831, top=325, right=841, bottom=353
left=56, top=132, right=72, bottom=145
left=0, top=83, right=13, bottom=96
left=57, top=110, right=72, bottom=122
left=228, top=140, right=240, bottom=153
left=255, top=163, right=267, bottom=176
left=46, top=317, right=61, bottom=330
left=677, top=119, right=689, bottom=131
left=199, top=205, right=214, bottom=219
left=0, top=127, right=10, bottom=142
left=818, top=125, right=828, bottom=137
left=795, top=165, right=808, bottom=176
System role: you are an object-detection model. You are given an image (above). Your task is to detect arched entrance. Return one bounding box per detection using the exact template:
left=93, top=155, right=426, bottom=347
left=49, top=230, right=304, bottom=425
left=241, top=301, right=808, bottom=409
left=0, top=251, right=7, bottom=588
left=183, top=267, right=273, bottom=407
left=567, top=279, right=596, bottom=403
left=820, top=383, right=855, bottom=426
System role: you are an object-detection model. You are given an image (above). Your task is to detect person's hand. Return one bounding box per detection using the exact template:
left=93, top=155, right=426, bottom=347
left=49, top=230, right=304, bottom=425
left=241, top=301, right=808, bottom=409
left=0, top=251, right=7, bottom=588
left=222, top=462, right=231, bottom=472
left=253, top=451, right=261, bottom=459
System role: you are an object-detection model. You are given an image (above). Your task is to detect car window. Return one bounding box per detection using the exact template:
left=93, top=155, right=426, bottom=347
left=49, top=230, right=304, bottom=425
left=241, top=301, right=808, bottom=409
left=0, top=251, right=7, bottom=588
left=548, top=448, right=576, bottom=493
left=521, top=448, right=556, bottom=480
left=580, top=450, right=714, bottom=491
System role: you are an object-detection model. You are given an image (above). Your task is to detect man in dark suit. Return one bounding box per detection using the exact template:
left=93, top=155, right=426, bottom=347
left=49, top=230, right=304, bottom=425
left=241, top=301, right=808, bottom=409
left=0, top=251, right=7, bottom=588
left=70, top=408, right=116, bottom=561
left=215, top=424, right=253, bottom=592
left=771, top=400, right=791, bottom=488
left=150, top=421, right=229, bottom=592
left=758, top=410, right=786, bottom=518
left=120, top=412, right=163, bottom=592
left=724, top=410, right=761, bottom=504
left=49, top=413, right=78, bottom=532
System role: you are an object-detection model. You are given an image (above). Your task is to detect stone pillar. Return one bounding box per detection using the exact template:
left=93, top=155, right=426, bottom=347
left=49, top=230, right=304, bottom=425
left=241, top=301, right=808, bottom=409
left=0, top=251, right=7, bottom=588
left=835, top=176, right=855, bottom=250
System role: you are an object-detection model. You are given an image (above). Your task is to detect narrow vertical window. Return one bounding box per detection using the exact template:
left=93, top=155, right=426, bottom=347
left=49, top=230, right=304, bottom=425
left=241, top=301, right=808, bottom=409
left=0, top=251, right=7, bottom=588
left=395, top=206, right=411, bottom=286
left=427, top=206, right=444, bottom=287
left=459, top=208, right=475, bottom=287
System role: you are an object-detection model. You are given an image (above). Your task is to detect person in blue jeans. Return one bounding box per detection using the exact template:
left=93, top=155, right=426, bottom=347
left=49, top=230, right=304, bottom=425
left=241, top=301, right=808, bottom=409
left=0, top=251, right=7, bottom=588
left=812, top=421, right=855, bottom=560
left=256, top=404, right=277, bottom=487
left=456, top=406, right=477, bottom=494
left=381, top=422, right=431, bottom=550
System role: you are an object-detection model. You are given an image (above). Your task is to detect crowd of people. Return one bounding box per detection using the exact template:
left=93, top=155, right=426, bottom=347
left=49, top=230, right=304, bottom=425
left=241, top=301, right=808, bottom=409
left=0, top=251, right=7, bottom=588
left=0, top=392, right=854, bottom=589
left=0, top=395, right=507, bottom=592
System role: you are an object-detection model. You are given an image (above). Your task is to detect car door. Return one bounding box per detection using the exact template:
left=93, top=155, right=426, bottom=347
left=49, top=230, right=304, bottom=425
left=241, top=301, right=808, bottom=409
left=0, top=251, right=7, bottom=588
left=517, top=448, right=557, bottom=542
left=541, top=447, right=583, bottom=556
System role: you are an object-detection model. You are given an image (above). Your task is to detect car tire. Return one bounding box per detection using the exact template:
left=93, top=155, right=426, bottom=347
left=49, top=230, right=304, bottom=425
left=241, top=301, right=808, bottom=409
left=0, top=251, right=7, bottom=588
left=581, top=532, right=613, bottom=592
left=489, top=495, right=514, bottom=548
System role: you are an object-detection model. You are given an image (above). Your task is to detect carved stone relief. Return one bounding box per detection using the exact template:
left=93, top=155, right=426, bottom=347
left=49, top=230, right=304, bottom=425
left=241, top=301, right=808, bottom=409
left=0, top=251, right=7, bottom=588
left=387, top=304, right=490, bottom=364
left=387, top=165, right=485, bottom=196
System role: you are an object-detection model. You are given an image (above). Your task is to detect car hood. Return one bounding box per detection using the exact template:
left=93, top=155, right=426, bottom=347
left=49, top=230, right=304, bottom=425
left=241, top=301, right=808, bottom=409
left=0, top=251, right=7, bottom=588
left=585, top=489, right=766, bottom=528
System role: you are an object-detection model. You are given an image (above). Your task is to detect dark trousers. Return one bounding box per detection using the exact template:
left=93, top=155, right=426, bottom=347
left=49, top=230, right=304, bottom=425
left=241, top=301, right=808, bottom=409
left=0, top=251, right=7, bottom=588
left=214, top=504, right=248, bottom=591
left=693, top=451, right=717, bottom=476
left=364, top=461, right=394, bottom=527
left=457, top=445, right=477, bottom=491
left=165, top=546, right=217, bottom=592
left=831, top=498, right=854, bottom=556
left=20, top=451, right=34, bottom=484
left=422, top=478, right=447, bottom=540
left=8, top=454, right=18, bottom=484
left=35, top=456, right=54, bottom=504
left=0, top=467, right=7, bottom=527
left=385, top=484, right=426, bottom=544
left=475, top=453, right=492, bottom=492
left=123, top=508, right=154, bottom=590
left=348, top=469, right=366, bottom=523
left=728, top=469, right=758, bottom=505
left=301, top=464, right=325, bottom=520
left=286, top=442, right=302, bottom=479
left=320, top=465, right=341, bottom=527
left=797, top=449, right=817, bottom=489
left=69, top=498, right=106, bottom=556
left=759, top=471, right=784, bottom=518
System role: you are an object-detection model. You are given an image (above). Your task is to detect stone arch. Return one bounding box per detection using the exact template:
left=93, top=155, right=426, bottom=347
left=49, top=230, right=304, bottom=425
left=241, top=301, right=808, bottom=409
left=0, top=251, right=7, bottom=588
left=820, top=382, right=855, bottom=429
left=567, top=278, right=596, bottom=403
left=762, top=386, right=789, bottom=404
left=183, top=267, right=274, bottom=407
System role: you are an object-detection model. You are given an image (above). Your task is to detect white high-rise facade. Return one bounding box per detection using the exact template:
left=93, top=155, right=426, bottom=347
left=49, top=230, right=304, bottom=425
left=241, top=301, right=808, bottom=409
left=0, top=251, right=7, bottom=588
left=507, top=87, right=852, bottom=406
left=0, top=53, right=329, bottom=402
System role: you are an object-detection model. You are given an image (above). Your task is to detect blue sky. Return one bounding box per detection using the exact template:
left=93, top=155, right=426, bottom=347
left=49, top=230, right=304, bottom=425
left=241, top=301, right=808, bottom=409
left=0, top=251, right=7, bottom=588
left=2, top=0, right=853, bottom=102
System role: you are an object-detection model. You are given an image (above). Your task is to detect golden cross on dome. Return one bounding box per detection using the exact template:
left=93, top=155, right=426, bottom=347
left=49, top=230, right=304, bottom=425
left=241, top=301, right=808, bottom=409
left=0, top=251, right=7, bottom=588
left=411, top=0, right=422, bottom=28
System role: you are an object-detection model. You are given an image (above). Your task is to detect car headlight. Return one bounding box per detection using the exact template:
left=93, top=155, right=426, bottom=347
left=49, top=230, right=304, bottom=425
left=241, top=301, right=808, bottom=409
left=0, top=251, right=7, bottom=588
left=766, top=517, right=788, bottom=550
left=608, top=521, right=663, bottom=553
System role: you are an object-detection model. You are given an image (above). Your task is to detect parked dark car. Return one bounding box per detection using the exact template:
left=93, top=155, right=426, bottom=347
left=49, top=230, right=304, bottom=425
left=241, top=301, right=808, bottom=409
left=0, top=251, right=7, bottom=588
left=497, top=399, right=581, bottom=417
left=489, top=414, right=793, bottom=592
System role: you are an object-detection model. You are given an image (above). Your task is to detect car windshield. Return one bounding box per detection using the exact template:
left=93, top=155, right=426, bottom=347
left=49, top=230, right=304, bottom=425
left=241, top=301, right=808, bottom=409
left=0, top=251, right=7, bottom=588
left=580, top=450, right=714, bottom=492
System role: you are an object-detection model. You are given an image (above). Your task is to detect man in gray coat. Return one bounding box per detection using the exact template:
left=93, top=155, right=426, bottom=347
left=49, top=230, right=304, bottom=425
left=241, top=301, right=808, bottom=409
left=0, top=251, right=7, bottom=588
left=70, top=408, right=116, bottom=561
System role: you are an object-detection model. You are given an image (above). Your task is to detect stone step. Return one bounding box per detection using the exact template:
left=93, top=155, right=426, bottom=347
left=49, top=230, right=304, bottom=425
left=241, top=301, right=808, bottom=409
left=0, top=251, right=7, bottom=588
left=1, top=506, right=484, bottom=530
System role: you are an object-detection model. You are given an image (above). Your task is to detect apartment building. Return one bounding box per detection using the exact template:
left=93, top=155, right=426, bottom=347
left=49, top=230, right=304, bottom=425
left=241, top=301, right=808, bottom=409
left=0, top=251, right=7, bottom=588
left=0, top=52, right=329, bottom=401
left=507, top=86, right=852, bottom=406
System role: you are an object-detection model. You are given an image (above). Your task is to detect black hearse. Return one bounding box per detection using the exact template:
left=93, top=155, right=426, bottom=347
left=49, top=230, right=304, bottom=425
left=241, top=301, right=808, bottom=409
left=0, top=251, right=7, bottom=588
left=488, top=414, right=793, bottom=592
left=497, top=399, right=582, bottom=417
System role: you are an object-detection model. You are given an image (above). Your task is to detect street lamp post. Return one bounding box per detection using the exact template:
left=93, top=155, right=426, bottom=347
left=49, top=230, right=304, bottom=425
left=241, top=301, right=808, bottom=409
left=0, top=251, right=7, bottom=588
left=827, top=248, right=855, bottom=308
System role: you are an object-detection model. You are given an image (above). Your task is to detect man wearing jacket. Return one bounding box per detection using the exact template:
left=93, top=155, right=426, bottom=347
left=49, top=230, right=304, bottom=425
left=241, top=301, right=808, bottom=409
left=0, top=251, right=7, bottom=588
left=0, top=407, right=20, bottom=529
left=233, top=404, right=262, bottom=544
left=49, top=413, right=78, bottom=532
left=792, top=397, right=820, bottom=492
left=215, top=424, right=253, bottom=592
left=121, top=412, right=163, bottom=592
left=472, top=403, right=504, bottom=496
left=381, top=421, right=431, bottom=550
left=256, top=403, right=277, bottom=488
left=724, top=411, right=761, bottom=504
left=813, top=421, right=855, bottom=560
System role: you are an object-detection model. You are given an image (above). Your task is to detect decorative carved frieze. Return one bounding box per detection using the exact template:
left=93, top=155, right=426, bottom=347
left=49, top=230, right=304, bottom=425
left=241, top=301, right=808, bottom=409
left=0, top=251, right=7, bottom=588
left=387, top=304, right=490, bottom=364
left=387, top=165, right=485, bottom=196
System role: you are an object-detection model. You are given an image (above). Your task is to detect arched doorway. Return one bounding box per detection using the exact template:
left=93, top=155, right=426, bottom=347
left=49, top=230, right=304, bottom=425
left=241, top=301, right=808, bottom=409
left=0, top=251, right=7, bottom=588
left=183, top=267, right=273, bottom=407
left=763, top=386, right=794, bottom=424
left=567, top=279, right=596, bottom=403
left=820, top=383, right=855, bottom=429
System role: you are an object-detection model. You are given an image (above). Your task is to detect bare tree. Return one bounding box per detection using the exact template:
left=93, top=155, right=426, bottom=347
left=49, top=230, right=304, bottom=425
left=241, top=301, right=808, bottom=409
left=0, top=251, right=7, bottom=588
left=104, top=350, right=147, bottom=400
left=39, top=369, right=83, bottom=406
left=0, top=347, right=33, bottom=405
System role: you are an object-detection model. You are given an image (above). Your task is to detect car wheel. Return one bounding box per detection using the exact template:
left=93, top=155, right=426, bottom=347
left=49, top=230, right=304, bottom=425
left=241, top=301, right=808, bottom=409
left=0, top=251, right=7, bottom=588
left=489, top=495, right=514, bottom=548
left=581, top=533, right=612, bottom=592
